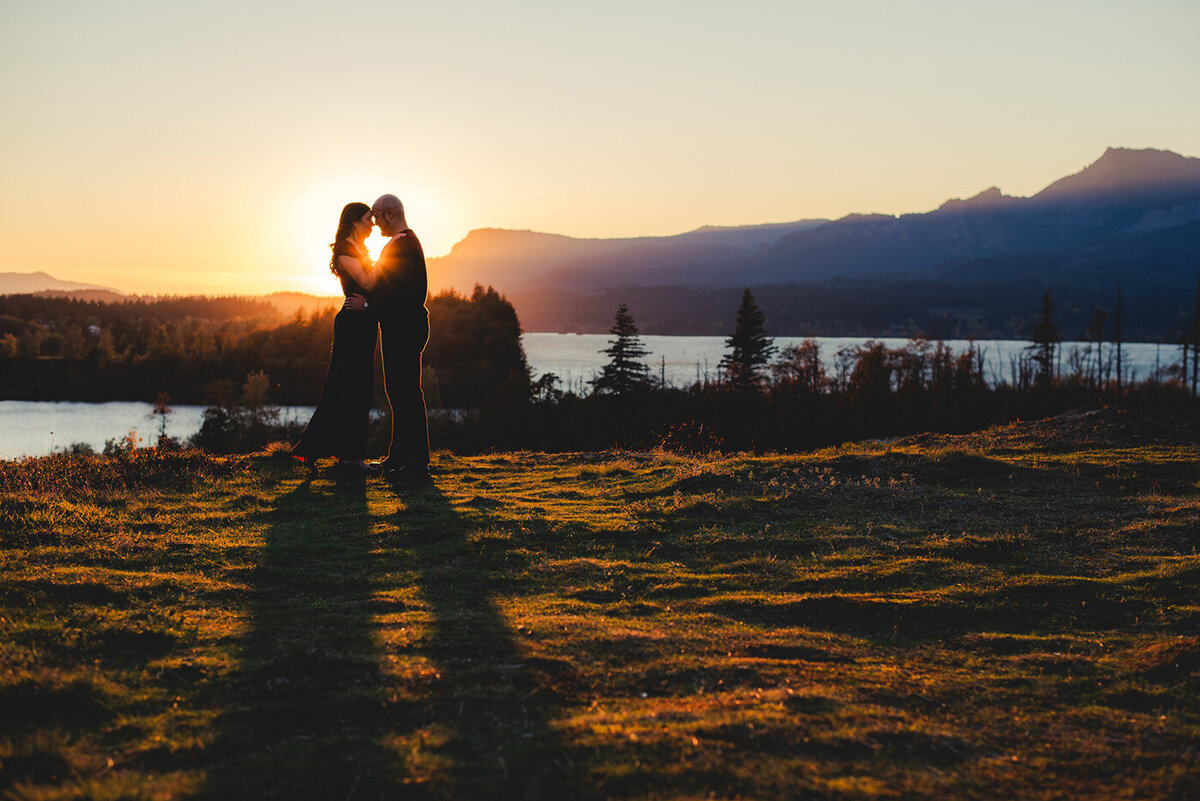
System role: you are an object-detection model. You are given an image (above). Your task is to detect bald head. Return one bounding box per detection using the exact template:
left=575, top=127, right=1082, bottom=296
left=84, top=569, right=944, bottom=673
left=372, top=194, right=406, bottom=236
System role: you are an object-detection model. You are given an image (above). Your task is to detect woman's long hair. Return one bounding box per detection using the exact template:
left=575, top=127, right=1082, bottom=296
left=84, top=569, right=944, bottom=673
left=330, top=202, right=371, bottom=275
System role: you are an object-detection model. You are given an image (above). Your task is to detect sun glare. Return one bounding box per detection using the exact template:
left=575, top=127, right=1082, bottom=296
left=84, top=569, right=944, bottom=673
left=364, top=230, right=390, bottom=263
left=273, top=171, right=463, bottom=296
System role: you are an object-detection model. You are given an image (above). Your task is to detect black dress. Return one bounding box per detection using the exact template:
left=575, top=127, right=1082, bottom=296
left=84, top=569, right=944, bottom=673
left=292, top=240, right=378, bottom=461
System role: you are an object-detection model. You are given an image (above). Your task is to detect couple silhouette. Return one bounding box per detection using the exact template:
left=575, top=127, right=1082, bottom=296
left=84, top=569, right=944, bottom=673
left=292, top=194, right=431, bottom=482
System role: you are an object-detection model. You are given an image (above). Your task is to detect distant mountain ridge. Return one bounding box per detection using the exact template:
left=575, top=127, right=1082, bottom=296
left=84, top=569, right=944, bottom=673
left=5, top=147, right=1197, bottom=337
left=753, top=147, right=1200, bottom=287
left=936, top=187, right=1021, bottom=213
left=429, top=219, right=828, bottom=293
left=1034, top=146, right=1200, bottom=202
left=429, top=147, right=1200, bottom=294
left=0, top=271, right=121, bottom=296
left=0, top=275, right=340, bottom=319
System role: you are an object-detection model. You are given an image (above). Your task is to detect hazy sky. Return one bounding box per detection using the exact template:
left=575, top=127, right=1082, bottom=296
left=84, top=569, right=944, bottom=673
left=2, top=0, right=1197, bottom=295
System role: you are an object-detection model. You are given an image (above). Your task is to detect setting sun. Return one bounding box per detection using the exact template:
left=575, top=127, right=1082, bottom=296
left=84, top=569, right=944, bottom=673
left=272, top=173, right=458, bottom=298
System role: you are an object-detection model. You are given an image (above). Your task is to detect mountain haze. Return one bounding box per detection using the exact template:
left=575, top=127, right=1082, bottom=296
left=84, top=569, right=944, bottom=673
left=0, top=271, right=121, bottom=296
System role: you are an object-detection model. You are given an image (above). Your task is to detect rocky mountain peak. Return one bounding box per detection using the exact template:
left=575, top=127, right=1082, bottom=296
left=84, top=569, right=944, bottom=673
left=936, top=187, right=1019, bottom=213
left=1034, top=147, right=1200, bottom=201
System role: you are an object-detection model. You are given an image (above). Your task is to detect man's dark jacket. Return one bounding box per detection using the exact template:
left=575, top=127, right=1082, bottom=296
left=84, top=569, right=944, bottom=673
left=373, top=230, right=428, bottom=332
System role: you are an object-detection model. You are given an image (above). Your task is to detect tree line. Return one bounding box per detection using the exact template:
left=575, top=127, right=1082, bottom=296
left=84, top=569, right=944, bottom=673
left=0, top=288, right=528, bottom=411
left=433, top=284, right=1196, bottom=454
left=3, top=279, right=1197, bottom=455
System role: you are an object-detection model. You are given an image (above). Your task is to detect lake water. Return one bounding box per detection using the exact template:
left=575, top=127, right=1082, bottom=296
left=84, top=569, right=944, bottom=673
left=0, top=403, right=315, bottom=461
left=0, top=334, right=1181, bottom=459
left=523, top=333, right=1178, bottom=395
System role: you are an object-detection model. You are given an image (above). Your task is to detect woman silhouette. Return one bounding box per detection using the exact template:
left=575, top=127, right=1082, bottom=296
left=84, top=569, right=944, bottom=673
left=292, top=202, right=380, bottom=472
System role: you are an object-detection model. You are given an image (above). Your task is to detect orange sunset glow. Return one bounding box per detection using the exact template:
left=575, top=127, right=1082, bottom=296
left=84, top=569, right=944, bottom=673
left=2, top=1, right=1198, bottom=297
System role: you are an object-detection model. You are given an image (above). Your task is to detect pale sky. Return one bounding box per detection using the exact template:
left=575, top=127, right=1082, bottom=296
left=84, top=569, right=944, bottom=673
left=2, top=0, right=1197, bottom=295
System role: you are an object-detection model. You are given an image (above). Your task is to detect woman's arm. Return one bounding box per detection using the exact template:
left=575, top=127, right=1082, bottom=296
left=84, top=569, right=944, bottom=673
left=337, top=254, right=377, bottom=291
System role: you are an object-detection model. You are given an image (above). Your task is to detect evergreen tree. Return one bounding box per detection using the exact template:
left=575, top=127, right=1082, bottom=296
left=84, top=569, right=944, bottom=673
left=424, top=284, right=532, bottom=409
left=720, top=289, right=777, bottom=391
left=1029, top=289, right=1059, bottom=386
left=592, top=303, right=651, bottom=395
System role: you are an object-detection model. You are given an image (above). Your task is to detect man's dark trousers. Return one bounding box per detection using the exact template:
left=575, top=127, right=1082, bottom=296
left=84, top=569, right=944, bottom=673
left=379, top=315, right=429, bottom=469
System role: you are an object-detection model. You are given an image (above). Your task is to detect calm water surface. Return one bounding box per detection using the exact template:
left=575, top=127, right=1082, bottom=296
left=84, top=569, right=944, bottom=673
left=0, top=403, right=314, bottom=461
left=0, top=335, right=1179, bottom=459
left=523, top=333, right=1177, bottom=394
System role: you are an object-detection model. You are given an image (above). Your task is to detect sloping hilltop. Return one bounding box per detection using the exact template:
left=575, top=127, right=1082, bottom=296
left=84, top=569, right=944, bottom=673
left=1, top=409, right=1198, bottom=800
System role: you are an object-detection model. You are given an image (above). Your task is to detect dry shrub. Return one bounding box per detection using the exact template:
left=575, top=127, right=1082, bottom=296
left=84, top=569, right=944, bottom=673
left=0, top=449, right=244, bottom=499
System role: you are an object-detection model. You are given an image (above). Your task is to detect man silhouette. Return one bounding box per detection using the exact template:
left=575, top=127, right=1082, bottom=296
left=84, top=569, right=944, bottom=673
left=361, top=194, right=430, bottom=480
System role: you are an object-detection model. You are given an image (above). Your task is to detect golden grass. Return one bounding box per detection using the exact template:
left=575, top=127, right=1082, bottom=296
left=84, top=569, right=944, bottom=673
left=1, top=411, right=1198, bottom=799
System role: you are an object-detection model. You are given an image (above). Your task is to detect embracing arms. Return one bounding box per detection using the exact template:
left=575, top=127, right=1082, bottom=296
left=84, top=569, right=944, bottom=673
left=337, top=254, right=378, bottom=292
left=342, top=232, right=425, bottom=313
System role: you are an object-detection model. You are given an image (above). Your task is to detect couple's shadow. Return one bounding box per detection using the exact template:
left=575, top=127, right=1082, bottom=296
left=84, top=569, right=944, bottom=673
left=198, top=470, right=584, bottom=800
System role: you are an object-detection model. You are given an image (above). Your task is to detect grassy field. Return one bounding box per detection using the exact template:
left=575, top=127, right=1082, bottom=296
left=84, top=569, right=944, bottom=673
left=1, top=409, right=1198, bottom=800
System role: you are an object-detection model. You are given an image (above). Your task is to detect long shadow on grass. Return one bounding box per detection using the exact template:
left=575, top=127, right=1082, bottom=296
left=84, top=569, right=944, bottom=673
left=388, top=480, right=585, bottom=800
left=197, top=472, right=409, bottom=799
left=198, top=472, right=584, bottom=800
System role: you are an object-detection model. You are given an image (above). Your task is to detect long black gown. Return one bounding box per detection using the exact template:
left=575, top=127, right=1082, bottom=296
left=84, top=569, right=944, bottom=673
left=291, top=240, right=377, bottom=461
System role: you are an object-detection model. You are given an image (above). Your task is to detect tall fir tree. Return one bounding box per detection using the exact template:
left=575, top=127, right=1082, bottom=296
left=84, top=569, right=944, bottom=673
left=720, top=288, right=777, bottom=391
left=1030, top=289, right=1059, bottom=386
left=592, top=302, right=651, bottom=395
